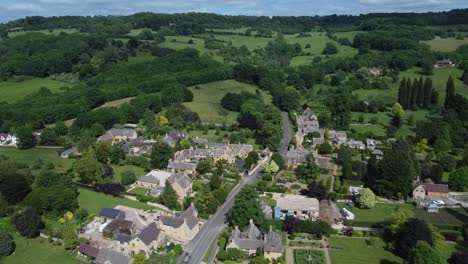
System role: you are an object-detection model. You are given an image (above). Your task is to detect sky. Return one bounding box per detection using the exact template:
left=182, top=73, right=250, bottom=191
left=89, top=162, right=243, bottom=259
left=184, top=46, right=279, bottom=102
left=0, top=0, right=467, bottom=23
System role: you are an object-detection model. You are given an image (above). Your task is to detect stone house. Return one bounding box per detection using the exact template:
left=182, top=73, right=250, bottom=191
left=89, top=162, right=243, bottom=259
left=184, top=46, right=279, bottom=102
left=129, top=223, right=165, bottom=257
left=413, top=183, right=449, bottom=200
left=96, top=248, right=130, bottom=264
left=167, top=172, right=193, bottom=200
left=273, top=194, right=320, bottom=221
left=78, top=243, right=99, bottom=260
left=98, top=128, right=137, bottom=145
left=167, top=161, right=197, bottom=175
left=60, top=146, right=81, bottom=159
left=160, top=205, right=200, bottom=243
left=99, top=208, right=126, bottom=223
left=295, top=108, right=320, bottom=146
left=103, top=219, right=136, bottom=239
left=135, top=170, right=172, bottom=189
left=434, top=58, right=454, bottom=68
left=348, top=139, right=365, bottom=150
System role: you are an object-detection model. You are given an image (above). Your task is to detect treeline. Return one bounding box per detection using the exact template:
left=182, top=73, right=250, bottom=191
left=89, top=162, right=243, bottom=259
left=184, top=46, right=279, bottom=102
left=397, top=77, right=438, bottom=110
left=4, top=9, right=468, bottom=36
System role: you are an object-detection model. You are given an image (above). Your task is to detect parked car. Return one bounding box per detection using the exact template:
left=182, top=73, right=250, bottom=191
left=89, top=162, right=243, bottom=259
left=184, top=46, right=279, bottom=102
left=432, top=200, right=445, bottom=205
left=183, top=255, right=191, bottom=263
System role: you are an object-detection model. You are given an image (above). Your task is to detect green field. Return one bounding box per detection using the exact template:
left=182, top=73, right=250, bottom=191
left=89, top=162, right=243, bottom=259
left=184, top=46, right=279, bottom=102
left=294, top=249, right=325, bottom=264
left=353, top=67, right=468, bottom=106
left=2, top=234, right=83, bottom=264
left=421, top=36, right=468, bottom=52
left=413, top=207, right=468, bottom=227
left=78, top=189, right=154, bottom=215
left=159, top=36, right=223, bottom=62
left=125, top=28, right=157, bottom=37
left=0, top=147, right=73, bottom=174
left=128, top=187, right=150, bottom=196
left=333, top=31, right=364, bottom=41
left=350, top=124, right=386, bottom=137
left=183, top=79, right=271, bottom=124
left=95, top=96, right=135, bottom=109
left=0, top=77, right=69, bottom=103
left=112, top=164, right=146, bottom=184
left=200, top=33, right=272, bottom=51
left=329, top=237, right=402, bottom=264
left=338, top=202, right=412, bottom=227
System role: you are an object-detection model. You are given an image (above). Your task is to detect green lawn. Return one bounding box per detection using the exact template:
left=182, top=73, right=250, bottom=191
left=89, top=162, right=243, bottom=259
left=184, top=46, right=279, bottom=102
left=125, top=28, right=157, bottom=37
left=128, top=187, right=150, bottom=196
left=294, top=249, right=325, bottom=264
left=188, top=129, right=225, bottom=142
left=183, top=79, right=271, bottom=124
left=95, top=96, right=135, bottom=109
left=413, top=207, right=468, bottom=227
left=350, top=124, right=386, bottom=137
left=0, top=147, right=73, bottom=174
left=200, top=33, right=272, bottom=51
left=421, top=36, right=468, bottom=52
left=112, top=164, right=146, bottom=184
left=0, top=77, right=69, bottom=103
left=159, top=36, right=223, bottom=62
left=78, top=189, right=154, bottom=216
left=353, top=67, right=468, bottom=105
left=338, top=202, right=412, bottom=227
left=333, top=31, right=365, bottom=41
left=329, top=237, right=402, bottom=264
left=2, top=234, right=83, bottom=264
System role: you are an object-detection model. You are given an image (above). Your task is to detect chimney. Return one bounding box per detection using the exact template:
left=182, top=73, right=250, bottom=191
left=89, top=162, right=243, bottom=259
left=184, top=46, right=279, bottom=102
left=235, top=225, right=239, bottom=230
left=269, top=225, right=272, bottom=232
left=249, top=219, right=253, bottom=225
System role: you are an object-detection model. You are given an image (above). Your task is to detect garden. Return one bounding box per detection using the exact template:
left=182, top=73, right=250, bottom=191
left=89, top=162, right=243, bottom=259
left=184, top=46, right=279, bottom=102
left=294, top=249, right=325, bottom=264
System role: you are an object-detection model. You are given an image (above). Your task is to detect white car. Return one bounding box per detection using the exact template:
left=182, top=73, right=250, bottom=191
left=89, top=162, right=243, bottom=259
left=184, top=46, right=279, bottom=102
left=432, top=200, right=445, bottom=205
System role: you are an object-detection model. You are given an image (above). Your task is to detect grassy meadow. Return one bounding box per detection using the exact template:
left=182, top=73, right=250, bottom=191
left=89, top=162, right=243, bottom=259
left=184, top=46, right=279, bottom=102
left=77, top=189, right=154, bottom=215
left=7, top=28, right=80, bottom=38
left=183, top=79, right=271, bottom=124
left=0, top=147, right=73, bottom=174
left=159, top=36, right=223, bottom=62
left=337, top=202, right=412, bottom=227
left=0, top=77, right=69, bottom=103
left=421, top=36, right=468, bottom=52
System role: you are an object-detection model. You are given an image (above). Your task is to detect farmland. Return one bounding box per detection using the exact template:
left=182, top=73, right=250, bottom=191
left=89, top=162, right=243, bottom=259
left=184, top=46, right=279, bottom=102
left=421, top=36, right=468, bottom=52
left=0, top=77, right=69, bottom=103
left=183, top=79, right=271, bottom=124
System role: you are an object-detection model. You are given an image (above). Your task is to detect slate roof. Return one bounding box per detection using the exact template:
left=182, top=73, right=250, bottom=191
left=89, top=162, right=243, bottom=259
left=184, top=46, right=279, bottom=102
left=96, top=248, right=130, bottom=264
left=167, top=172, right=192, bottom=189
left=228, top=223, right=264, bottom=250
left=372, top=149, right=384, bottom=155
left=161, top=205, right=199, bottom=230
left=116, top=233, right=133, bottom=243
left=140, top=170, right=172, bottom=187
left=168, top=131, right=189, bottom=140
left=423, top=184, right=449, bottom=194
left=137, top=175, right=160, bottom=184
left=244, top=220, right=262, bottom=239
left=78, top=243, right=99, bottom=258
left=138, top=223, right=162, bottom=245
left=61, top=147, right=80, bottom=156
left=109, top=128, right=137, bottom=138
left=264, top=231, right=283, bottom=253
left=99, top=208, right=126, bottom=219
left=193, top=137, right=208, bottom=145
left=103, top=219, right=134, bottom=233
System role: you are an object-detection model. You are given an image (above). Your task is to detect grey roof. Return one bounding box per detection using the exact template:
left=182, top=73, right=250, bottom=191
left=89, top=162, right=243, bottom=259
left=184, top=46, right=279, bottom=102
left=228, top=226, right=264, bottom=250
left=372, top=149, right=384, bottom=155
left=98, top=133, right=114, bottom=142
left=163, top=135, right=176, bottom=146
left=96, top=248, right=130, bottom=264
left=103, top=219, right=133, bottom=233
left=109, top=128, right=137, bottom=138
left=168, top=173, right=192, bottom=189
left=193, top=137, right=208, bottom=144
left=137, top=175, right=160, bottom=184
left=149, top=186, right=165, bottom=197
left=116, top=234, right=133, bottom=243
left=167, top=161, right=197, bottom=171
left=264, top=231, right=283, bottom=253
left=61, top=147, right=79, bottom=156
left=161, top=205, right=199, bottom=230
left=78, top=243, right=99, bottom=258
left=168, top=131, right=189, bottom=140
left=206, top=142, right=226, bottom=148
left=99, top=208, right=126, bottom=219
left=244, top=221, right=261, bottom=239
left=138, top=223, right=162, bottom=245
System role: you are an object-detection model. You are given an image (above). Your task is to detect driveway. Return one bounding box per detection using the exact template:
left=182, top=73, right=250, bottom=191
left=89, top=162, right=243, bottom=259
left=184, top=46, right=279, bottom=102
left=279, top=111, right=291, bottom=157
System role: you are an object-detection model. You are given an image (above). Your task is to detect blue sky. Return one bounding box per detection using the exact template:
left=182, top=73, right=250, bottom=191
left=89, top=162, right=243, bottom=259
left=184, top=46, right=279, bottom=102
left=0, top=0, right=467, bottom=23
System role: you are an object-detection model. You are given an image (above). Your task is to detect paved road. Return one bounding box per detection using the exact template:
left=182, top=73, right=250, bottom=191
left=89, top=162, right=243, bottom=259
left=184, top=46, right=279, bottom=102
left=279, top=111, right=291, bottom=157
left=185, top=112, right=291, bottom=264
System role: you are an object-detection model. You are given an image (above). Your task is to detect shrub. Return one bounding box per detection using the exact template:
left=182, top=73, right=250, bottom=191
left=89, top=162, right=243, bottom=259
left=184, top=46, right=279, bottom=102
left=291, top=184, right=301, bottom=189
left=353, top=230, right=363, bottom=237
left=355, top=188, right=376, bottom=208
left=93, top=183, right=125, bottom=197
left=0, top=231, right=15, bottom=256
left=120, top=170, right=137, bottom=185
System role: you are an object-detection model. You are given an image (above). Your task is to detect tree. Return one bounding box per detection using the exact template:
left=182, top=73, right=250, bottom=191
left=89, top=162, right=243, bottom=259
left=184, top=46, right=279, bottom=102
left=271, top=152, right=285, bottom=170
left=280, top=87, right=300, bottom=111
left=14, top=209, right=44, bottom=238
left=355, top=188, right=376, bottom=208
left=16, top=125, right=35, bottom=149
left=302, top=181, right=328, bottom=200
left=395, top=218, right=433, bottom=258
left=245, top=151, right=259, bottom=169
left=121, top=170, right=137, bottom=185
left=322, top=42, right=338, bottom=54
left=448, top=167, right=467, bottom=192
left=283, top=215, right=301, bottom=234
left=448, top=252, right=468, bottom=264
left=0, top=159, right=31, bottom=204
left=159, top=115, right=169, bottom=127
left=133, top=254, right=147, bottom=264
left=379, top=138, right=419, bottom=197
left=318, top=142, right=333, bottom=154
left=444, top=76, right=455, bottom=110
left=63, top=214, right=78, bottom=250
left=439, top=155, right=457, bottom=171
left=0, top=232, right=15, bottom=256
left=295, top=154, right=320, bottom=181
left=178, top=139, right=191, bottom=150
left=150, top=142, right=174, bottom=169
left=94, top=183, right=125, bottom=196
left=264, top=160, right=279, bottom=174
left=327, top=93, right=351, bottom=130
left=433, top=138, right=452, bottom=156
left=391, top=103, right=405, bottom=128
left=341, top=162, right=353, bottom=180
left=423, top=78, right=433, bottom=108
left=110, top=143, right=126, bottom=164
left=73, top=148, right=103, bottom=184
left=196, top=160, right=213, bottom=175
left=96, top=141, right=111, bottom=163
left=228, top=185, right=264, bottom=228
left=409, top=241, right=444, bottom=264
left=210, top=173, right=222, bottom=190
left=39, top=128, right=59, bottom=146
left=160, top=181, right=181, bottom=211
left=54, top=120, right=68, bottom=136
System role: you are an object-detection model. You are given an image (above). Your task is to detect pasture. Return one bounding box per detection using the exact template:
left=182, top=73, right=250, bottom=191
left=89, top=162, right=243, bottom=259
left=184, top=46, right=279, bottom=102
left=329, top=237, right=403, bottom=264
left=158, top=36, right=223, bottom=62
left=7, top=28, right=80, bottom=38
left=183, top=79, right=271, bottom=124
left=0, top=77, right=69, bottom=103
left=0, top=147, right=73, bottom=174
left=421, top=36, right=468, bottom=52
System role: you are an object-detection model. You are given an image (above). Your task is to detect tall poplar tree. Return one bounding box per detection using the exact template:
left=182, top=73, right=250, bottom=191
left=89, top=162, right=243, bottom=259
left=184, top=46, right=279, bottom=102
left=416, top=77, right=424, bottom=107
left=423, top=78, right=432, bottom=108
left=445, top=76, right=455, bottom=109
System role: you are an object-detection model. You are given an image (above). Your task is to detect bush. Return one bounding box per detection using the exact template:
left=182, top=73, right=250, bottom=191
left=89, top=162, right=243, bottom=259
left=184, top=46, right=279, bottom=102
left=0, top=231, right=15, bottom=256
left=93, top=183, right=125, bottom=197
left=353, top=230, right=364, bottom=237
left=120, top=170, right=137, bottom=185
left=355, top=188, right=376, bottom=208
left=291, top=184, right=301, bottom=189
left=439, top=155, right=457, bottom=172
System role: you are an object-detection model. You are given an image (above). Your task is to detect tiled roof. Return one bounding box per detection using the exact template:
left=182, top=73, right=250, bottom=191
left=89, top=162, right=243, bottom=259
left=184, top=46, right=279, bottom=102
left=116, top=233, right=133, bottom=243
left=78, top=243, right=99, bottom=258
left=423, top=184, right=449, bottom=193
left=138, top=223, right=162, bottom=245
left=168, top=173, right=192, bottom=189
left=103, top=219, right=133, bottom=233
left=99, top=208, right=125, bottom=219
left=137, top=175, right=160, bottom=184
left=96, top=248, right=130, bottom=264
left=264, top=231, right=283, bottom=253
